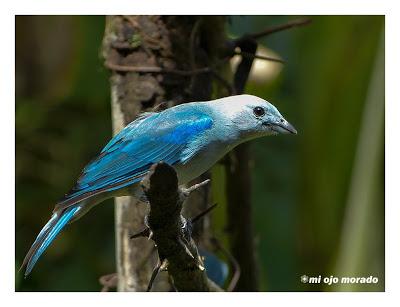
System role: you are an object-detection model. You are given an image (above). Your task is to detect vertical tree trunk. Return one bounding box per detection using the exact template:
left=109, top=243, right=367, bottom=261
left=225, top=37, right=259, bottom=291
left=101, top=15, right=227, bottom=291
left=226, top=144, right=259, bottom=291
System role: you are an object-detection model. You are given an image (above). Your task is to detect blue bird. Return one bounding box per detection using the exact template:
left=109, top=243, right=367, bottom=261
left=20, top=94, right=297, bottom=276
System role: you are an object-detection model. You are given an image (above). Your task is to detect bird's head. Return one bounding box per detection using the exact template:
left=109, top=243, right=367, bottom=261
left=213, top=94, right=297, bottom=140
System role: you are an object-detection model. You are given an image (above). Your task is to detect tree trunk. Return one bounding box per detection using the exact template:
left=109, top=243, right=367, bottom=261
left=101, top=15, right=228, bottom=291
left=225, top=37, right=260, bottom=291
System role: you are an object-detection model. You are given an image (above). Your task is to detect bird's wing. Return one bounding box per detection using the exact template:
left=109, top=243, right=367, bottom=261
left=54, top=108, right=213, bottom=211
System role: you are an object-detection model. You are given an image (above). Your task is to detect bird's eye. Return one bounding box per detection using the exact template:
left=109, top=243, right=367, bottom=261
left=253, top=106, right=265, bottom=117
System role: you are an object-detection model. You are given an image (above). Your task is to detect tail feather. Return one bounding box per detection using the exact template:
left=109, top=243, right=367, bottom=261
left=20, top=206, right=80, bottom=277
left=19, top=213, right=59, bottom=273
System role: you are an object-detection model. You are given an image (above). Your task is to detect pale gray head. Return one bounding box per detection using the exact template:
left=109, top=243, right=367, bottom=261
left=212, top=94, right=297, bottom=140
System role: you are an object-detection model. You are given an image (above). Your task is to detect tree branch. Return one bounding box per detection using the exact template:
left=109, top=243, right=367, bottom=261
left=140, top=162, right=223, bottom=292
left=104, top=61, right=212, bottom=76
left=238, top=17, right=312, bottom=42
left=235, top=50, right=286, bottom=64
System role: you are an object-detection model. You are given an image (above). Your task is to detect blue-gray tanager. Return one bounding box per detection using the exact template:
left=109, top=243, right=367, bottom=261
left=21, top=94, right=297, bottom=276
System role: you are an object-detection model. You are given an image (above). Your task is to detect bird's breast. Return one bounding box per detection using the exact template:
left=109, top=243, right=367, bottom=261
left=174, top=139, right=232, bottom=184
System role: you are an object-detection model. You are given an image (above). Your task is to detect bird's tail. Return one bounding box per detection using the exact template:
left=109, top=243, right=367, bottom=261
left=19, top=205, right=81, bottom=277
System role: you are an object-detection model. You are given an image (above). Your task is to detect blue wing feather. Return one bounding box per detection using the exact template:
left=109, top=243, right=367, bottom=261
left=56, top=106, right=213, bottom=208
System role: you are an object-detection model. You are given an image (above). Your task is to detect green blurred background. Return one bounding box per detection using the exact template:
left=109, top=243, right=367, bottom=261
left=15, top=15, right=384, bottom=291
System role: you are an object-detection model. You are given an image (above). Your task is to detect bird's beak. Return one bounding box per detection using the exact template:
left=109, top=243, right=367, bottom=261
left=271, top=119, right=298, bottom=135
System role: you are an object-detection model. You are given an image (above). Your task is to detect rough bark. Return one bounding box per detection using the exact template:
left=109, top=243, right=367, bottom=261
left=140, top=162, right=222, bottom=291
left=101, top=15, right=227, bottom=291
